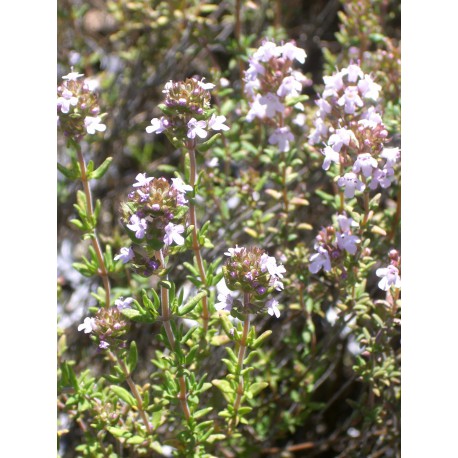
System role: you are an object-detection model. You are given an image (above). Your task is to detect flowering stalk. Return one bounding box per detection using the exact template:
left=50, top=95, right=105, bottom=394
left=186, top=141, right=210, bottom=334
left=228, top=293, right=251, bottom=434
left=75, top=143, right=111, bottom=308
left=156, top=249, right=191, bottom=421
left=107, top=350, right=153, bottom=435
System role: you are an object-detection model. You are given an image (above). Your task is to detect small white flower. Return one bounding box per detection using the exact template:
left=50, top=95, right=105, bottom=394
left=277, top=75, right=303, bottom=98
left=78, top=317, right=96, bottom=334
left=259, top=93, right=285, bottom=118
left=57, top=88, right=78, bottom=114
left=114, top=246, right=135, bottom=264
left=380, top=147, right=401, bottom=168
left=266, top=297, right=281, bottom=318
left=328, top=128, right=353, bottom=152
left=146, top=117, right=169, bottom=134
left=187, top=118, right=208, bottom=139
left=335, top=232, right=360, bottom=255
left=337, top=86, right=364, bottom=114
left=196, top=78, right=215, bottom=90
left=336, top=214, right=358, bottom=233
left=133, top=173, right=154, bottom=187
left=208, top=114, right=229, bottom=131
left=376, top=265, right=401, bottom=291
left=163, top=223, right=185, bottom=246
left=253, top=40, right=281, bottom=62
left=62, top=71, right=84, bottom=81
left=84, top=116, right=106, bottom=135
left=171, top=177, right=193, bottom=194
left=260, top=254, right=286, bottom=278
left=224, top=246, right=243, bottom=257
left=341, top=64, right=364, bottom=83
left=357, top=75, right=381, bottom=100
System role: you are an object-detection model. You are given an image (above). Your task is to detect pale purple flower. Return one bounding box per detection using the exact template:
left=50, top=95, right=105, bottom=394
left=259, top=93, right=285, bottom=118
left=244, top=78, right=261, bottom=97
left=328, top=128, right=353, bottom=152
left=127, top=214, right=148, bottom=239
left=337, top=172, right=366, bottom=198
left=369, top=168, right=393, bottom=190
left=146, top=117, right=169, bottom=134
left=337, top=86, right=364, bottom=114
left=353, top=153, right=378, bottom=178
left=163, top=222, right=185, bottom=246
left=99, top=341, right=110, bottom=349
left=246, top=94, right=267, bottom=121
left=268, top=126, right=294, bottom=152
left=266, top=297, right=281, bottom=318
left=57, top=88, right=78, bottom=114
left=358, top=75, right=381, bottom=100
left=115, top=297, right=134, bottom=310
left=269, top=276, right=284, bottom=291
left=280, top=42, right=307, bottom=63
left=337, top=214, right=358, bottom=233
left=245, top=58, right=265, bottom=81
left=277, top=76, right=302, bottom=98
left=342, top=64, right=364, bottom=83
left=162, top=80, right=173, bottom=94
left=336, top=232, right=360, bottom=255
left=316, top=97, right=332, bottom=117
left=215, top=292, right=234, bottom=312
left=114, top=246, right=135, bottom=264
left=323, top=72, right=344, bottom=98
left=208, top=114, right=229, bottom=131
left=309, top=246, right=332, bottom=274
left=308, top=117, right=328, bottom=145
left=253, top=40, right=281, bottom=62
left=260, top=254, right=286, bottom=278
left=78, top=317, right=96, bottom=334
left=62, top=71, right=84, bottom=81
left=361, top=107, right=383, bottom=125
left=321, top=146, right=340, bottom=170
left=380, top=147, right=401, bottom=169
left=187, top=118, right=208, bottom=139
left=376, top=265, right=401, bottom=291
left=224, top=246, right=243, bottom=257
left=84, top=116, right=106, bottom=134
left=133, top=173, right=154, bottom=187
left=293, top=113, right=306, bottom=127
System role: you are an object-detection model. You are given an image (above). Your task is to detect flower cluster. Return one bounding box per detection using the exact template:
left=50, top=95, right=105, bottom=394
left=57, top=70, right=106, bottom=141
left=309, top=214, right=361, bottom=274
left=308, top=63, right=400, bottom=197
left=146, top=77, right=229, bottom=144
left=376, top=249, right=401, bottom=291
left=115, top=174, right=190, bottom=276
left=218, top=246, right=285, bottom=318
left=243, top=39, right=309, bottom=152
left=78, top=304, right=130, bottom=350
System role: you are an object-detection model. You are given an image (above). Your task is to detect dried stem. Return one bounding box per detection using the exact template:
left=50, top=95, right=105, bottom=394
left=75, top=145, right=111, bottom=308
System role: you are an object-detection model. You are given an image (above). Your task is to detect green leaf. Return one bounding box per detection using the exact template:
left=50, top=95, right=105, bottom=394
left=196, top=133, right=222, bottom=152
left=126, top=435, right=145, bottom=445
left=251, top=330, right=272, bottom=349
left=193, top=407, right=213, bottom=419
left=249, top=382, right=268, bottom=396
left=107, top=426, right=128, bottom=438
left=178, top=291, right=207, bottom=316
left=57, top=162, right=78, bottom=180
left=110, top=385, right=137, bottom=408
left=126, top=341, right=138, bottom=374
left=90, top=157, right=113, bottom=179
left=212, top=379, right=233, bottom=393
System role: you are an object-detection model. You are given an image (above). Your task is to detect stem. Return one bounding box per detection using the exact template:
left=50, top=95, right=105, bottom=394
left=387, top=189, right=401, bottom=242
left=76, top=145, right=111, bottom=308
left=234, top=0, right=245, bottom=92
left=107, top=350, right=153, bottom=435
left=186, top=144, right=209, bottom=334
left=156, top=249, right=191, bottom=421
left=228, top=293, right=251, bottom=433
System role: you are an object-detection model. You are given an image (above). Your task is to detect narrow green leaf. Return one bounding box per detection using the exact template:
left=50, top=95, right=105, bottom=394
left=178, top=291, right=207, bottom=316
left=91, top=157, right=113, bottom=179
left=126, top=341, right=138, bottom=374
left=110, top=385, right=136, bottom=408
left=249, top=382, right=269, bottom=396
